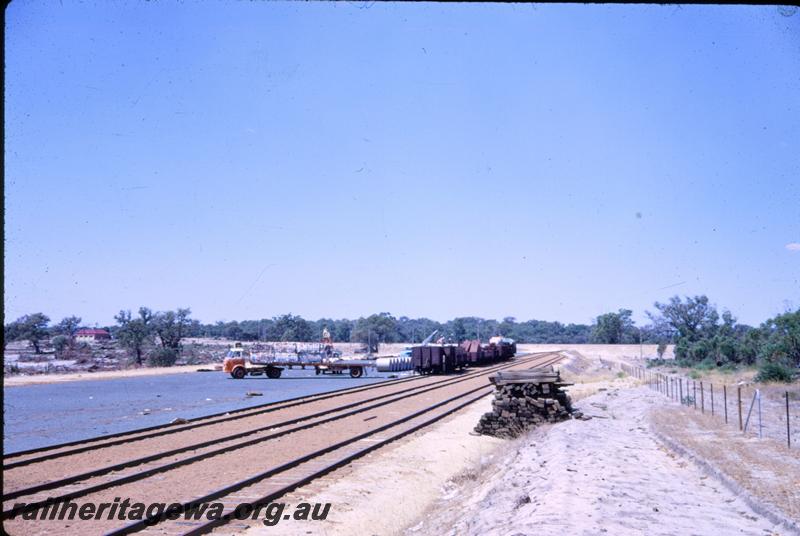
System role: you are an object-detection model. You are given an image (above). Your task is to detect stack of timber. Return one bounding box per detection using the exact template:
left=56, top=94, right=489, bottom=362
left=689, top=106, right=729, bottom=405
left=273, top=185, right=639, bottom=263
left=475, top=368, right=574, bottom=438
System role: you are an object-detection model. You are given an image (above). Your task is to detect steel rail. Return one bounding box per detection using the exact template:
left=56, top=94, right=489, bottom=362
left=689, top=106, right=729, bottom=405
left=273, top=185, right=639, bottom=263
left=6, top=352, right=552, bottom=464
left=108, top=353, right=566, bottom=535
left=2, top=353, right=556, bottom=509
left=5, top=351, right=551, bottom=466
left=2, top=372, right=427, bottom=465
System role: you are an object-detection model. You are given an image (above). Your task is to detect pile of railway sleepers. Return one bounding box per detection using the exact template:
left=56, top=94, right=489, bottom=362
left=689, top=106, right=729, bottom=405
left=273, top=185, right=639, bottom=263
left=475, top=368, right=574, bottom=438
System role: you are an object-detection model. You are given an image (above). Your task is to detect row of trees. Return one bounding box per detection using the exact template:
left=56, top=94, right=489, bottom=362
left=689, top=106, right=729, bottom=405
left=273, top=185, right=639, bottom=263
left=4, top=308, right=194, bottom=367
left=5, top=298, right=799, bottom=371
left=192, top=314, right=595, bottom=346
left=607, top=295, right=799, bottom=370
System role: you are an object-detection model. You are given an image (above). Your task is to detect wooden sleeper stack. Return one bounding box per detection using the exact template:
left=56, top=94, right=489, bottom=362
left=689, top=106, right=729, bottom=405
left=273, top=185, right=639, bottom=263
left=475, top=369, right=574, bottom=438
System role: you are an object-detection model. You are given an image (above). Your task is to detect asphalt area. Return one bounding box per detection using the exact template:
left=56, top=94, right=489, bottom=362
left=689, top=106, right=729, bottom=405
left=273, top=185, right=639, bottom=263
left=3, top=368, right=400, bottom=453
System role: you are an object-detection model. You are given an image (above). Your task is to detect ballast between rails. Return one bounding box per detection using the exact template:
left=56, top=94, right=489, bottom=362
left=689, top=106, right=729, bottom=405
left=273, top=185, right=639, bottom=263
left=1, top=353, right=558, bottom=511
left=105, top=352, right=566, bottom=535
left=2, top=371, right=429, bottom=467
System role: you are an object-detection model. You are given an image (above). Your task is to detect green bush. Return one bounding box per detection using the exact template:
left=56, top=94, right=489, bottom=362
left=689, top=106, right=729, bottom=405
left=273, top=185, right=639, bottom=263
left=52, top=335, right=69, bottom=354
left=695, top=358, right=716, bottom=371
left=148, top=348, right=178, bottom=367
left=646, top=358, right=667, bottom=368
left=754, top=361, right=795, bottom=383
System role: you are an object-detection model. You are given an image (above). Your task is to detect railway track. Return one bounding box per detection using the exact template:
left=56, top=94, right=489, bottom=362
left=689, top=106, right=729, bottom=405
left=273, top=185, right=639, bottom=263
left=3, top=351, right=565, bottom=535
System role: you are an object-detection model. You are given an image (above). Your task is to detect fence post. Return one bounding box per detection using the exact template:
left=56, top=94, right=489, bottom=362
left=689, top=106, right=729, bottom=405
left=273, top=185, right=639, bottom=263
left=694, top=381, right=697, bottom=409
left=711, top=384, right=714, bottom=416
left=744, top=390, right=758, bottom=434
left=700, top=381, right=705, bottom=413
left=724, top=385, right=728, bottom=424
left=758, top=390, right=763, bottom=439
left=738, top=386, right=743, bottom=430
left=679, top=378, right=683, bottom=405
left=787, top=391, right=791, bottom=449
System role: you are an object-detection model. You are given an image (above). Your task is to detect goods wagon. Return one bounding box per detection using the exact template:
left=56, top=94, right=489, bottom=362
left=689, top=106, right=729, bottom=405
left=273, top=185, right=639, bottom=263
left=413, top=337, right=516, bottom=374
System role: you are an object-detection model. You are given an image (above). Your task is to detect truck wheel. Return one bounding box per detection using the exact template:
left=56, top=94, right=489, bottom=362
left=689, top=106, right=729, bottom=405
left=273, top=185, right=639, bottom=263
left=231, top=367, right=246, bottom=379
left=349, top=366, right=363, bottom=378
left=267, top=368, right=282, bottom=379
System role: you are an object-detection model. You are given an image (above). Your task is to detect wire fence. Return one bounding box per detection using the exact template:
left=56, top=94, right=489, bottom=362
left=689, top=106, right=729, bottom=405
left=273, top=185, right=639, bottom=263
left=619, top=363, right=799, bottom=449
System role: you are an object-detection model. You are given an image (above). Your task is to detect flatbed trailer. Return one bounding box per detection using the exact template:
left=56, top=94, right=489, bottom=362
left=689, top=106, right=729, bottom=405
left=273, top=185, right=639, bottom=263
left=223, top=356, right=374, bottom=379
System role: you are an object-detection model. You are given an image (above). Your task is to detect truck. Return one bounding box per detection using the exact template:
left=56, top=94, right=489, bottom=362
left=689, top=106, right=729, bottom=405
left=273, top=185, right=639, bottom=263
left=221, top=342, right=373, bottom=379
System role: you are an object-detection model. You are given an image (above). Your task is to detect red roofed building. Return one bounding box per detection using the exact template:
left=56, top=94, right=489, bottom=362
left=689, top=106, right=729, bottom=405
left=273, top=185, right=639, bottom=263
left=75, top=328, right=111, bottom=343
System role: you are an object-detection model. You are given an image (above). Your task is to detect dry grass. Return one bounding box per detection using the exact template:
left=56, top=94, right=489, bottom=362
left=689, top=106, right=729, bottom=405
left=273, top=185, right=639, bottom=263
left=651, top=403, right=800, bottom=523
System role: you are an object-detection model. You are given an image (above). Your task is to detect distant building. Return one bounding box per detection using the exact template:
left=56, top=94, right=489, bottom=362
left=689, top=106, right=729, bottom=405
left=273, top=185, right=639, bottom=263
left=75, top=329, right=111, bottom=343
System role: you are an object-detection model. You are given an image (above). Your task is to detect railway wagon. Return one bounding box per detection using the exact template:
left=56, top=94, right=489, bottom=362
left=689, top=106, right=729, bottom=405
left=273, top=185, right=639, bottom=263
left=459, top=338, right=516, bottom=364
left=411, top=345, right=467, bottom=374
left=460, top=339, right=483, bottom=365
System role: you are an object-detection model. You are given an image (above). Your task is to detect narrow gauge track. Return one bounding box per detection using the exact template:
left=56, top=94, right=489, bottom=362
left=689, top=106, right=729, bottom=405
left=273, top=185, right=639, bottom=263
left=4, top=370, right=430, bottom=466
left=3, top=352, right=564, bottom=536
left=3, top=352, right=553, bottom=504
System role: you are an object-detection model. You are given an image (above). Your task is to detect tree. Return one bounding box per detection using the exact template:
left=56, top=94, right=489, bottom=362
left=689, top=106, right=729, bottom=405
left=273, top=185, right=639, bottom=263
left=55, top=316, right=82, bottom=343
left=115, top=307, right=154, bottom=366
left=6, top=313, right=51, bottom=353
left=758, top=309, right=800, bottom=367
left=4, top=323, right=20, bottom=349
left=273, top=314, right=314, bottom=342
left=352, top=313, right=399, bottom=351
left=652, top=296, right=719, bottom=343
left=153, top=308, right=193, bottom=351
left=591, top=309, right=635, bottom=344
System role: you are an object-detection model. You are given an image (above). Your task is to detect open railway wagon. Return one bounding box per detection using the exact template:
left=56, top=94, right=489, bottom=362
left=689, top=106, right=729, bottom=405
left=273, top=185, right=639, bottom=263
left=411, top=345, right=466, bottom=375
left=412, top=337, right=517, bottom=374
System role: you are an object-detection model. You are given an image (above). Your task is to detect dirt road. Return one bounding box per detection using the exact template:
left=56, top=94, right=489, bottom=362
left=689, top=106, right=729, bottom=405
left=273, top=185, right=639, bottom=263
left=412, top=386, right=792, bottom=536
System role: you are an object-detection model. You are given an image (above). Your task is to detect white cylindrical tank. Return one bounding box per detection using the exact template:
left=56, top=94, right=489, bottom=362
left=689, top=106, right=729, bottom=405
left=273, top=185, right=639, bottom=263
left=376, top=355, right=413, bottom=372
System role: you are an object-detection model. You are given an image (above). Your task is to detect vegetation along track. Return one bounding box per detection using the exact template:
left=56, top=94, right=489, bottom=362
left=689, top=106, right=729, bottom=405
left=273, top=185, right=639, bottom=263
left=3, top=352, right=564, bottom=535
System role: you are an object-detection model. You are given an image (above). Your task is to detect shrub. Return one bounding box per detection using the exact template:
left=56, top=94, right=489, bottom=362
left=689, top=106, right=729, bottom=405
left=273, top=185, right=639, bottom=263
left=148, top=348, right=178, bottom=367
left=52, top=335, right=69, bottom=354
left=657, top=342, right=667, bottom=359
left=754, top=361, right=795, bottom=383
left=695, top=357, right=716, bottom=371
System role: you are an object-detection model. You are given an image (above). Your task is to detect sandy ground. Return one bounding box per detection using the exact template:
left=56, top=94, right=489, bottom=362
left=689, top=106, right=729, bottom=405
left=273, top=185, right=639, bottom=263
left=651, top=402, right=800, bottom=526
left=233, top=353, right=636, bottom=536
left=411, top=386, right=791, bottom=536
left=3, top=364, right=214, bottom=387
left=517, top=343, right=675, bottom=363
left=232, top=349, right=796, bottom=536
left=238, top=394, right=505, bottom=536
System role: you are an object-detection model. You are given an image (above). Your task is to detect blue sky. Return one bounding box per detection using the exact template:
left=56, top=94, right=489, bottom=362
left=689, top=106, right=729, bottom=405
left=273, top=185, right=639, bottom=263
left=4, top=2, right=799, bottom=327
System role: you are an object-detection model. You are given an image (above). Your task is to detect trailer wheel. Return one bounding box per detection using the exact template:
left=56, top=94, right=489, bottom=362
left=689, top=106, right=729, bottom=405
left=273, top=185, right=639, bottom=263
left=231, top=367, right=246, bottom=379
left=266, top=368, right=282, bottom=379
left=349, top=366, right=363, bottom=378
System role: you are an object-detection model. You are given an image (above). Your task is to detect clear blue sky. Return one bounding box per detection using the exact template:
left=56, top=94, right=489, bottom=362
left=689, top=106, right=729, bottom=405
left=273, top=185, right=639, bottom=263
left=4, top=2, right=800, bottom=328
